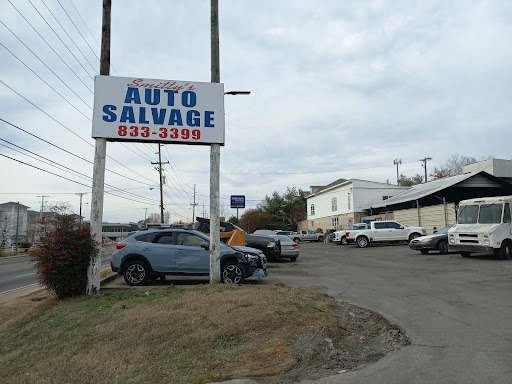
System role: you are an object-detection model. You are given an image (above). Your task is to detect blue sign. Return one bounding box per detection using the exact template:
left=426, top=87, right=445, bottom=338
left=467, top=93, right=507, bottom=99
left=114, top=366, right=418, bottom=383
left=230, top=195, right=245, bottom=208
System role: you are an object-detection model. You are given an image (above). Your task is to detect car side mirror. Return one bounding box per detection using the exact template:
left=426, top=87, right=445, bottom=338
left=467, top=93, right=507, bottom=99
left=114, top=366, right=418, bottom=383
left=200, top=241, right=209, bottom=250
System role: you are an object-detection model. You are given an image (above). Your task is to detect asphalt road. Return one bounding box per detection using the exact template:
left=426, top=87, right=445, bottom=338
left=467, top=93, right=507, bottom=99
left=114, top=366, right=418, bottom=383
left=262, top=241, right=512, bottom=384
left=0, top=245, right=116, bottom=295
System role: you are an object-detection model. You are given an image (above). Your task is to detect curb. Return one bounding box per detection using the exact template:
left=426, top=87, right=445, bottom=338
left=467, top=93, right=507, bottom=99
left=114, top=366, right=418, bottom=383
left=100, top=272, right=119, bottom=285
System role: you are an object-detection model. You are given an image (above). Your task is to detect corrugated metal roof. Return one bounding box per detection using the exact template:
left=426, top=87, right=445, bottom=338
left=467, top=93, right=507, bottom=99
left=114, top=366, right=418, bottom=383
left=371, top=172, right=479, bottom=208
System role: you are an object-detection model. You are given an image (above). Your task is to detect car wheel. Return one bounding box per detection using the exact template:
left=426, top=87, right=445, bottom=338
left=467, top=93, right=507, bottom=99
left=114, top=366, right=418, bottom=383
left=290, top=257, right=297, bottom=262
left=409, top=233, right=420, bottom=242
left=461, top=252, right=471, bottom=258
left=293, top=237, right=300, bottom=243
left=317, top=236, right=323, bottom=242
left=357, top=236, right=369, bottom=248
left=420, top=249, right=429, bottom=254
left=438, top=240, right=448, bottom=255
left=123, top=260, right=150, bottom=286
left=499, top=242, right=512, bottom=260
left=222, top=261, right=246, bottom=285
left=341, top=236, right=347, bottom=245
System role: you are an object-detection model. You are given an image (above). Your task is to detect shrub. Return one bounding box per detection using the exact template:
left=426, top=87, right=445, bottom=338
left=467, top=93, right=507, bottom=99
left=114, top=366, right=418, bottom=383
left=18, top=242, right=32, bottom=249
left=315, top=228, right=323, bottom=233
left=30, top=214, right=98, bottom=299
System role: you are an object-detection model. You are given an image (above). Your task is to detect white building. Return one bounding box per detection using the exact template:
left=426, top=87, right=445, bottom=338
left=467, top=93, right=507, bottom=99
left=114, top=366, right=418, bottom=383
left=0, top=202, right=29, bottom=247
left=302, top=179, right=409, bottom=231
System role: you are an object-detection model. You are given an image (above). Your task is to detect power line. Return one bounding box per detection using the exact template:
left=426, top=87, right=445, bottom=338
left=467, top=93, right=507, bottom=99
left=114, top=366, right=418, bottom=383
left=0, top=138, right=161, bottom=204
left=0, top=118, right=156, bottom=187
left=0, top=20, right=92, bottom=109
left=0, top=81, right=159, bottom=185
left=38, top=0, right=99, bottom=73
left=0, top=153, right=159, bottom=207
left=0, top=41, right=92, bottom=120
left=26, top=0, right=97, bottom=78
left=7, top=0, right=94, bottom=91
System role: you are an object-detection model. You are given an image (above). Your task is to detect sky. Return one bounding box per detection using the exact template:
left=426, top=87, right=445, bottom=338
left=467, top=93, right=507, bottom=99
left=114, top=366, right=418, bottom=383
left=1, top=0, right=511, bottom=224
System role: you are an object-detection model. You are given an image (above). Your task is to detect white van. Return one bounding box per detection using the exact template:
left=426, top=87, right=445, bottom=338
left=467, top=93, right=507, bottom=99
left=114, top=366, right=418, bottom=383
left=448, top=196, right=512, bottom=259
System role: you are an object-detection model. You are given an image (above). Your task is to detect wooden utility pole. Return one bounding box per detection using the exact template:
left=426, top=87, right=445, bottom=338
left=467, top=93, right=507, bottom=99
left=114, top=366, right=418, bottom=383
left=151, top=144, right=169, bottom=223
left=15, top=201, right=20, bottom=255
left=87, top=0, right=110, bottom=295
left=420, top=157, right=432, bottom=183
left=210, top=0, right=221, bottom=283
left=36, top=195, right=49, bottom=220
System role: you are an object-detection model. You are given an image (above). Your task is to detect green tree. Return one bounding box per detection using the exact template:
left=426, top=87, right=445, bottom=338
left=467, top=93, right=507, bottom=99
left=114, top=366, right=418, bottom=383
left=227, top=216, right=240, bottom=226
left=259, top=187, right=307, bottom=230
left=398, top=173, right=424, bottom=187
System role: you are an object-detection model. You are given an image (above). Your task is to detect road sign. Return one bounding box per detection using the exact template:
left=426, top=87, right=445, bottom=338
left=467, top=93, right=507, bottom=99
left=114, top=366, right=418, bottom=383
left=230, top=195, right=245, bottom=208
left=92, top=75, right=225, bottom=145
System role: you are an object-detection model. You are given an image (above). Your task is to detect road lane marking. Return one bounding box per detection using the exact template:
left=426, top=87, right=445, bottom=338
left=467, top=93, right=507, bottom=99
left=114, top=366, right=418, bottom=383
left=0, top=283, right=38, bottom=295
left=14, top=272, right=37, bottom=278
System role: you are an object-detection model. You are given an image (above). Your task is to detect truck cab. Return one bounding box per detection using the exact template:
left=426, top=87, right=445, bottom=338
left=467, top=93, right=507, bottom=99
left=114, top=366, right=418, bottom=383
left=448, top=196, right=512, bottom=259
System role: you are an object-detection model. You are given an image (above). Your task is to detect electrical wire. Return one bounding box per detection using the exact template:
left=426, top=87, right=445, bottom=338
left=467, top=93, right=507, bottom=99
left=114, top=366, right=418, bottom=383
left=7, top=0, right=94, bottom=91
left=0, top=20, right=92, bottom=110
left=0, top=153, right=159, bottom=206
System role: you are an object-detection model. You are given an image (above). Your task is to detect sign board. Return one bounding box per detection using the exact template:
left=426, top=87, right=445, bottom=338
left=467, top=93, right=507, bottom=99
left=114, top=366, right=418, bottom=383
left=92, top=76, right=225, bottom=145
left=230, top=195, right=245, bottom=209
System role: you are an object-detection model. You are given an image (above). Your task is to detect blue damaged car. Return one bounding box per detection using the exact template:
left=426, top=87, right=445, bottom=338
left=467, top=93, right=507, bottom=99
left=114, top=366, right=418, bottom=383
left=111, top=227, right=267, bottom=286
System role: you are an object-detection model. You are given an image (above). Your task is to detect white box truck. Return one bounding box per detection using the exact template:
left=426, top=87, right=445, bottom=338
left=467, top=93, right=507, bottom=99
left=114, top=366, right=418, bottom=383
left=448, top=196, right=512, bottom=259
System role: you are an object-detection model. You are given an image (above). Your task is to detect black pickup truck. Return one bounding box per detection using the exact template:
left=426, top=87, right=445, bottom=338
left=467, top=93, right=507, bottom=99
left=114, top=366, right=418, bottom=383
left=194, top=217, right=282, bottom=261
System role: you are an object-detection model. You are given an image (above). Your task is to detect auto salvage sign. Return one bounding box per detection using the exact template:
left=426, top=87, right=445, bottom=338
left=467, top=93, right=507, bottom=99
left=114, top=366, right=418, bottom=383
left=92, top=76, right=225, bottom=145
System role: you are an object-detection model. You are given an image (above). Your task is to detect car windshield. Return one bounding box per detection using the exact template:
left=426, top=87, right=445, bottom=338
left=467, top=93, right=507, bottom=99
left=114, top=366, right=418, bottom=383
left=458, top=205, right=479, bottom=224
left=435, top=226, right=452, bottom=235
left=478, top=204, right=503, bottom=224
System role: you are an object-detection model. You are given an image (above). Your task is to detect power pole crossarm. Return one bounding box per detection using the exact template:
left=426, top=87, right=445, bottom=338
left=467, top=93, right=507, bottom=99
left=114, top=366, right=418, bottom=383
left=420, top=157, right=432, bottom=183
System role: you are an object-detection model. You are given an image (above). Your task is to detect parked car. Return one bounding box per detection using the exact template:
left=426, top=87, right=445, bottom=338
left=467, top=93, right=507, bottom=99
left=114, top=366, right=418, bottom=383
left=324, top=229, right=336, bottom=242
left=292, top=230, right=324, bottom=243
left=194, top=218, right=282, bottom=261
left=111, top=227, right=267, bottom=286
left=276, top=234, right=299, bottom=261
left=275, top=230, right=295, bottom=236
left=334, top=223, right=370, bottom=245
left=346, top=220, right=426, bottom=248
left=409, top=225, right=453, bottom=254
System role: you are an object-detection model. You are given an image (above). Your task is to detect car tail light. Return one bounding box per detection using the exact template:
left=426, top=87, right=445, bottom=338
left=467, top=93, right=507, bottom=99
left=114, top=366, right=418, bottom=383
left=346, top=231, right=350, bottom=237
left=116, top=243, right=127, bottom=250
left=292, top=243, right=298, bottom=248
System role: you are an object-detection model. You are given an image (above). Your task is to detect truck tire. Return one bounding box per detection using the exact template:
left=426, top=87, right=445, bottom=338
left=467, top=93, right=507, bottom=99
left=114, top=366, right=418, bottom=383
left=408, top=233, right=420, bottom=242
left=317, top=236, right=323, bottom=242
left=499, top=241, right=512, bottom=260
left=357, top=236, right=369, bottom=248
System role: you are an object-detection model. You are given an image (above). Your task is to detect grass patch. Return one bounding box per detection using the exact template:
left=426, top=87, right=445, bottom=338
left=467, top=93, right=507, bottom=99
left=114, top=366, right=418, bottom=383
left=0, top=284, right=341, bottom=384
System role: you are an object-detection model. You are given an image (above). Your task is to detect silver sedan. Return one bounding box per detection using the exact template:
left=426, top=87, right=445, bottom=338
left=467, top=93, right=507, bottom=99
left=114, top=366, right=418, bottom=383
left=277, top=235, right=299, bottom=262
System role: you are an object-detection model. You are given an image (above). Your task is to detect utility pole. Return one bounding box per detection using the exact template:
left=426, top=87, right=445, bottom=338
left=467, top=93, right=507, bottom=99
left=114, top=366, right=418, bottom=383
left=143, top=208, right=148, bottom=228
left=76, top=192, right=87, bottom=225
left=151, top=143, right=169, bottom=224
left=36, top=195, right=50, bottom=220
left=393, top=159, right=401, bottom=185
left=420, top=157, right=432, bottom=183
left=87, top=0, right=110, bottom=295
left=190, top=184, right=198, bottom=223
left=210, top=0, right=221, bottom=283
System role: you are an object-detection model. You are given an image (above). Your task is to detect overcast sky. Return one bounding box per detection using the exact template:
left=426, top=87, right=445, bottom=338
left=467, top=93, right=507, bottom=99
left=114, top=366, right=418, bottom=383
left=1, top=0, right=511, bottom=223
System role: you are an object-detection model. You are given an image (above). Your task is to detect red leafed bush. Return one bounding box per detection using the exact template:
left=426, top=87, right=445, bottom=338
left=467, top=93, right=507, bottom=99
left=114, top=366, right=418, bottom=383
left=31, top=214, right=98, bottom=299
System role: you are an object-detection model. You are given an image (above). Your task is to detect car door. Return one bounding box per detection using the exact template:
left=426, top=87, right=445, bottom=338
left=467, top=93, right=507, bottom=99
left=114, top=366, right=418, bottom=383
left=386, top=221, right=407, bottom=240
left=145, top=231, right=176, bottom=272
left=372, top=222, right=388, bottom=241
left=175, top=231, right=210, bottom=274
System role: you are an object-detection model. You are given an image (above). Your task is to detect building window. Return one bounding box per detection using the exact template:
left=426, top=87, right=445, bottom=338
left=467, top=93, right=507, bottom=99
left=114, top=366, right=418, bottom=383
left=331, top=198, right=337, bottom=212
left=311, top=204, right=315, bottom=215
left=332, top=217, right=339, bottom=227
